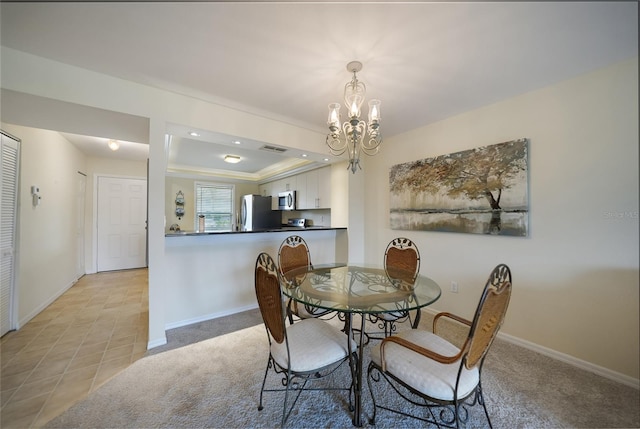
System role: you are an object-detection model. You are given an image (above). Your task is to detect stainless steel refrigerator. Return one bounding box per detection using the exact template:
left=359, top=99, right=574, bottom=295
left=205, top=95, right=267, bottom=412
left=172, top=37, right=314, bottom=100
left=240, top=195, right=281, bottom=231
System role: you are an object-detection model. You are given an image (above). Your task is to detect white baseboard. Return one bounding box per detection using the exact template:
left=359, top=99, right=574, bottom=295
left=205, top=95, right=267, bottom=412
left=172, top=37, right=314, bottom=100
left=163, top=303, right=260, bottom=332
left=18, top=277, right=79, bottom=329
left=497, top=332, right=639, bottom=389
left=421, top=308, right=639, bottom=390
left=147, top=337, right=168, bottom=349
left=146, top=304, right=259, bottom=350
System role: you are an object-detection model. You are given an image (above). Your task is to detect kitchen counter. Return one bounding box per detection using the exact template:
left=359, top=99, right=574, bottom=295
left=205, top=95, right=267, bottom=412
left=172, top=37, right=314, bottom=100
left=165, top=226, right=345, bottom=237
left=161, top=227, right=348, bottom=334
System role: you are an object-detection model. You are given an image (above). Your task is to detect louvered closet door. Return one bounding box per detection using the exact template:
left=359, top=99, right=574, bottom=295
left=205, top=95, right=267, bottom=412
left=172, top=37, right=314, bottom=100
left=1, top=132, right=20, bottom=336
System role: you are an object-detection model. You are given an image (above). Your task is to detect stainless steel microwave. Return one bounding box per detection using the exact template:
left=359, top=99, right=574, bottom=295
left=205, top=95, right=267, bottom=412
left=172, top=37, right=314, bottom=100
left=278, top=190, right=296, bottom=210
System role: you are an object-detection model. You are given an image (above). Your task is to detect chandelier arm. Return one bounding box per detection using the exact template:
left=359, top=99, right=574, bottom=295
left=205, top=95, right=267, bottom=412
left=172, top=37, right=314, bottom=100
left=361, top=136, right=383, bottom=156
left=361, top=125, right=383, bottom=154
left=326, top=136, right=347, bottom=156
left=326, top=124, right=348, bottom=155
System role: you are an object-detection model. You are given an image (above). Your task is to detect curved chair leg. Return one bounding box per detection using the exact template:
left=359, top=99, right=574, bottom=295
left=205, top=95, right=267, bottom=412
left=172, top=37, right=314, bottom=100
left=477, top=382, right=493, bottom=429
left=258, top=358, right=271, bottom=411
left=366, top=361, right=379, bottom=425
left=282, top=377, right=307, bottom=427
left=281, top=376, right=290, bottom=427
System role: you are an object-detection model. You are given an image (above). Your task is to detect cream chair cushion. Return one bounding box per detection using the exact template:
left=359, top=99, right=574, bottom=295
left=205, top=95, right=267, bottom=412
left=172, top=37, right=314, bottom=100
left=271, top=318, right=355, bottom=372
left=370, top=329, right=479, bottom=401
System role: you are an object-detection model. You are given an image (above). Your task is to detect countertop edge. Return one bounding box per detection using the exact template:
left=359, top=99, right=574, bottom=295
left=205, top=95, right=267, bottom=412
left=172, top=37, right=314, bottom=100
left=165, top=227, right=346, bottom=237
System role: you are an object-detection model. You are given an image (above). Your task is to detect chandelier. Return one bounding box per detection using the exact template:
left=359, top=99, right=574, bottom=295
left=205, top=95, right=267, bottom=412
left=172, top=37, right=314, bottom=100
left=326, top=61, right=382, bottom=174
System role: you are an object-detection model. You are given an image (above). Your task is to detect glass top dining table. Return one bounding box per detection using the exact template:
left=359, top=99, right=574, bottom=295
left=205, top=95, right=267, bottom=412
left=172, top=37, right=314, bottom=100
left=281, top=263, right=442, bottom=427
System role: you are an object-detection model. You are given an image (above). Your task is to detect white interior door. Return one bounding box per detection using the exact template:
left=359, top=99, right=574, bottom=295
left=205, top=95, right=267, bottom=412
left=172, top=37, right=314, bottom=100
left=1, top=132, right=20, bottom=336
left=97, top=176, right=147, bottom=272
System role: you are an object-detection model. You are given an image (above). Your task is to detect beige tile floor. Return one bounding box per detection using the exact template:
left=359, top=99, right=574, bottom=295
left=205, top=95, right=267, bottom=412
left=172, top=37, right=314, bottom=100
left=1, top=268, right=148, bottom=429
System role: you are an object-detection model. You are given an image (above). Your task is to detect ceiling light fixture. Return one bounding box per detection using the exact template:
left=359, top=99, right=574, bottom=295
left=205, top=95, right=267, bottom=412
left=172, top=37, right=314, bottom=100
left=107, top=139, right=120, bottom=151
left=326, top=60, right=382, bottom=174
left=188, top=131, right=200, bottom=137
left=224, top=155, right=241, bottom=164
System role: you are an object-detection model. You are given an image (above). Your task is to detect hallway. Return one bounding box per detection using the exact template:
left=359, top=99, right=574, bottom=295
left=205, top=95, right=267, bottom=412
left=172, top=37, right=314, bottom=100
left=1, top=269, right=148, bottom=428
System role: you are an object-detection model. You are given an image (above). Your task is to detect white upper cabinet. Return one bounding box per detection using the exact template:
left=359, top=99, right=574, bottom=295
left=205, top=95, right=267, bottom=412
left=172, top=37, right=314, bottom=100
left=299, top=166, right=331, bottom=209
left=284, top=176, right=296, bottom=193
left=263, top=166, right=332, bottom=210
left=258, top=182, right=271, bottom=197
left=258, top=182, right=276, bottom=209
left=305, top=169, right=319, bottom=209
left=272, top=177, right=296, bottom=195
left=296, top=173, right=309, bottom=210
left=316, top=166, right=331, bottom=209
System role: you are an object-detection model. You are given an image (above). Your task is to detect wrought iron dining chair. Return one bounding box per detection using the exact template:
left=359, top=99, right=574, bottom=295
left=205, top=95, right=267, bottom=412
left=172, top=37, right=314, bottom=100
left=255, top=252, right=355, bottom=427
left=367, top=237, right=421, bottom=339
left=278, top=235, right=334, bottom=323
left=367, top=263, right=512, bottom=428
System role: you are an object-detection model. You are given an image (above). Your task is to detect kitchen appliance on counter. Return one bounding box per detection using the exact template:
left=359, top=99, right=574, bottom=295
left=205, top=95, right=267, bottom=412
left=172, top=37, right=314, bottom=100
left=278, top=190, right=296, bottom=210
left=241, top=195, right=281, bottom=231
left=281, top=218, right=326, bottom=229
left=286, top=218, right=307, bottom=228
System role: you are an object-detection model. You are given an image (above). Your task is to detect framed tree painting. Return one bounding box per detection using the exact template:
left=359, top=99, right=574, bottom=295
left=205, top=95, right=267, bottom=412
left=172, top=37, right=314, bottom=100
left=390, top=138, right=529, bottom=236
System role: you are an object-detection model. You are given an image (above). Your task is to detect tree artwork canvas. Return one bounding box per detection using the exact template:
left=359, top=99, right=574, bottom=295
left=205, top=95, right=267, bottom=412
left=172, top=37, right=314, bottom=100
left=390, top=139, right=529, bottom=236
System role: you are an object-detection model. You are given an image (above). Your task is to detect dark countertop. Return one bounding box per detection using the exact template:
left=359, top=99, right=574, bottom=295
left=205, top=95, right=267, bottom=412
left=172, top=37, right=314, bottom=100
left=165, top=226, right=346, bottom=237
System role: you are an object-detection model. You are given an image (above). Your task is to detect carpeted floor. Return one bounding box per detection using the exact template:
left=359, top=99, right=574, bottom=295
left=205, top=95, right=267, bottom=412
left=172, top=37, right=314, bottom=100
left=45, top=310, right=639, bottom=428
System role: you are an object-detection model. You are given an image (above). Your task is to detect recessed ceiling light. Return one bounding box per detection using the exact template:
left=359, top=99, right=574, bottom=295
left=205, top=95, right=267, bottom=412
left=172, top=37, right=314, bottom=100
left=224, top=155, right=241, bottom=164
left=189, top=131, right=200, bottom=137
left=107, top=139, right=120, bottom=151
left=323, top=158, right=329, bottom=162
left=302, top=154, right=308, bottom=158
left=233, top=140, right=241, bottom=145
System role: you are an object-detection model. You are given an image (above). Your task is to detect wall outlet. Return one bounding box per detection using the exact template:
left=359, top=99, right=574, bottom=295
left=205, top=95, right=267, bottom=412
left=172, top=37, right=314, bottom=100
left=450, top=281, right=459, bottom=293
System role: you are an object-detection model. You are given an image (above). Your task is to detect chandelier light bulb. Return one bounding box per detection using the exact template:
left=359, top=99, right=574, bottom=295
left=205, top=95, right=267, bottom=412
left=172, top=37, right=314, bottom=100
left=368, top=99, right=381, bottom=123
left=328, top=103, right=341, bottom=128
left=349, top=101, right=359, bottom=118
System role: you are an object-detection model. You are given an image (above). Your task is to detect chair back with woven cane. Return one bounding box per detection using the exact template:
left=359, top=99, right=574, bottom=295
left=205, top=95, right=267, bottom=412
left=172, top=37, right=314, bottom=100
left=384, top=237, right=420, bottom=285
left=366, top=237, right=421, bottom=339
left=278, top=235, right=334, bottom=322
left=254, top=252, right=286, bottom=344
left=278, top=235, right=312, bottom=287
left=465, top=263, right=512, bottom=369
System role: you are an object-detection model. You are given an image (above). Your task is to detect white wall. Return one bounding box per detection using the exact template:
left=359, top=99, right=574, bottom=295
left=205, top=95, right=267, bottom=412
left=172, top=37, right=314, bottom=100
left=0, top=124, right=86, bottom=326
left=362, top=58, right=639, bottom=381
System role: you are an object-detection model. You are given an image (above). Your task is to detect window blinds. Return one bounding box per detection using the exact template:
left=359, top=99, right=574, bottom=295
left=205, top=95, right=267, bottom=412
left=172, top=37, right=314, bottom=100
left=195, top=183, right=233, bottom=232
